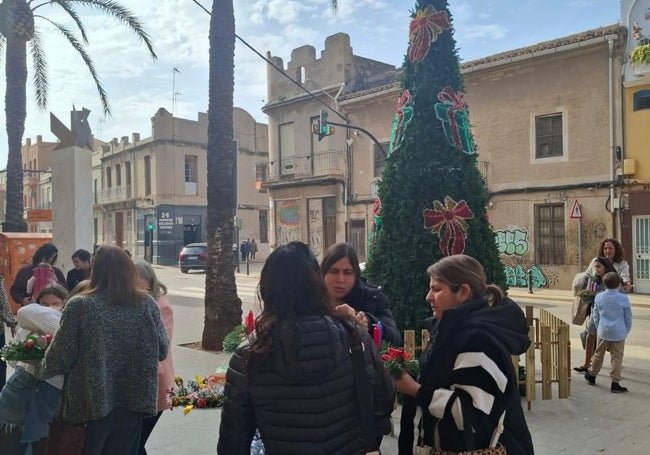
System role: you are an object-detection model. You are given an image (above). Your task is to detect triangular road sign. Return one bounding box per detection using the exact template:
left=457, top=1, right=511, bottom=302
left=570, top=199, right=582, bottom=219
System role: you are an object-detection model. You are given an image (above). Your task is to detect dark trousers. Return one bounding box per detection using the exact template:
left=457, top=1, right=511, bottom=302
left=84, top=408, right=143, bottom=455
left=138, top=411, right=162, bottom=455
left=1, top=331, right=6, bottom=391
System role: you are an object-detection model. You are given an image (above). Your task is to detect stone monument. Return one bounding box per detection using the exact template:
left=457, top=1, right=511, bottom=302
left=50, top=106, right=93, bottom=273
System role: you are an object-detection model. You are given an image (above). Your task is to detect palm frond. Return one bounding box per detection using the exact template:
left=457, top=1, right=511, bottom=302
left=37, top=15, right=110, bottom=115
left=29, top=29, right=49, bottom=110
left=331, top=0, right=338, bottom=13
left=37, top=0, right=90, bottom=44
left=66, top=0, right=156, bottom=59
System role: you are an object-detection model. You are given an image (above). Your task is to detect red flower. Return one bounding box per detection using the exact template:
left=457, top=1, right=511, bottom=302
left=196, top=398, right=207, bottom=408
left=423, top=196, right=474, bottom=256
left=408, top=5, right=451, bottom=63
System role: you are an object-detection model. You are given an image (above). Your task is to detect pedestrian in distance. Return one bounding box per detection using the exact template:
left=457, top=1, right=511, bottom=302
left=0, top=283, right=68, bottom=455
left=66, top=249, right=92, bottom=291
left=134, top=260, right=175, bottom=455
left=10, top=243, right=66, bottom=307
left=26, top=262, right=58, bottom=303
left=37, top=245, right=168, bottom=455
left=321, top=243, right=402, bottom=345
left=584, top=272, right=633, bottom=393
left=573, top=256, right=616, bottom=373
left=218, top=241, right=395, bottom=455
left=394, top=254, right=534, bottom=455
left=250, top=239, right=258, bottom=261
left=240, top=240, right=248, bottom=262
left=586, top=238, right=632, bottom=293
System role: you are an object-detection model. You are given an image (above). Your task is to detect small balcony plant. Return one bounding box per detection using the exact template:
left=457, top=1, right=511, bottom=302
left=630, top=43, right=650, bottom=68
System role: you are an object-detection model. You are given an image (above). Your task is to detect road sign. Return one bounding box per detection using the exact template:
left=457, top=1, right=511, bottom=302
left=570, top=199, right=582, bottom=219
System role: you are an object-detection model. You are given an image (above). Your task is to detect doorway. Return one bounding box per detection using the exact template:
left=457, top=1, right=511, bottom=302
left=633, top=215, right=650, bottom=294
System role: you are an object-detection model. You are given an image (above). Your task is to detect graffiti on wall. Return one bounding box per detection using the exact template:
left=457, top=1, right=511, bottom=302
left=565, top=219, right=608, bottom=265
left=495, top=226, right=551, bottom=288
left=275, top=199, right=301, bottom=245
left=495, top=227, right=529, bottom=256
left=308, top=199, right=323, bottom=257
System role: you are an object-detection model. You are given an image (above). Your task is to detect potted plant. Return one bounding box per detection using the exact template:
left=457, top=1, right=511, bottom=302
left=630, top=43, right=650, bottom=72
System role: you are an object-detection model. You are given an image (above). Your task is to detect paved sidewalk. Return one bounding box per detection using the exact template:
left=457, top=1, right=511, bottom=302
left=142, top=266, right=650, bottom=454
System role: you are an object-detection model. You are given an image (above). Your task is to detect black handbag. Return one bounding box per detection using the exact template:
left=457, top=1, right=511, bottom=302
left=350, top=340, right=381, bottom=455
left=45, top=420, right=86, bottom=455
left=45, top=303, right=87, bottom=455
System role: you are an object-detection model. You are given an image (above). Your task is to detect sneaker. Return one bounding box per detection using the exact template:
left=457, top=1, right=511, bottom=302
left=611, top=382, right=628, bottom=393
left=584, top=372, right=596, bottom=385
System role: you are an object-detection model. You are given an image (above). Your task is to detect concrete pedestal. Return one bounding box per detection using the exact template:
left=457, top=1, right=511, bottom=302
left=51, top=146, right=93, bottom=274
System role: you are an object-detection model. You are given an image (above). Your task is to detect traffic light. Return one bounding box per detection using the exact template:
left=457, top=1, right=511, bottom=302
left=147, top=221, right=154, bottom=231
left=312, top=110, right=335, bottom=141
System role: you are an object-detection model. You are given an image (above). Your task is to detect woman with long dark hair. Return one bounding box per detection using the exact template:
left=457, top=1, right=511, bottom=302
left=321, top=243, right=401, bottom=345
left=38, top=246, right=168, bottom=455
left=218, top=241, right=394, bottom=455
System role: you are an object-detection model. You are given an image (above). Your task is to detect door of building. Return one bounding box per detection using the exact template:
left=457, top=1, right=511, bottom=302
left=349, top=219, right=366, bottom=263
left=633, top=215, right=650, bottom=294
left=115, top=211, right=124, bottom=248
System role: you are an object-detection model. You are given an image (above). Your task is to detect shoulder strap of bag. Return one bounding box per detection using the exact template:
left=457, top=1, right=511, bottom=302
left=350, top=341, right=380, bottom=454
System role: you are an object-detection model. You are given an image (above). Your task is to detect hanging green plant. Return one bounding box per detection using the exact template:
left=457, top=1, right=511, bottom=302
left=630, top=43, right=650, bottom=67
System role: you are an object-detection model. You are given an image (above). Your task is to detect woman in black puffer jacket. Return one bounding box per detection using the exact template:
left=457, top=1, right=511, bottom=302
left=217, top=241, right=395, bottom=455
left=321, top=243, right=402, bottom=346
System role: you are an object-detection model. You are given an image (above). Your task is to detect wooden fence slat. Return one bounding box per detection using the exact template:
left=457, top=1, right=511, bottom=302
left=540, top=325, right=552, bottom=400
left=403, top=330, right=416, bottom=358
left=557, top=324, right=570, bottom=399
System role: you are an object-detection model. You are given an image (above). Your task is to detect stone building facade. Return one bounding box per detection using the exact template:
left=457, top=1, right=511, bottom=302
left=261, top=25, right=640, bottom=290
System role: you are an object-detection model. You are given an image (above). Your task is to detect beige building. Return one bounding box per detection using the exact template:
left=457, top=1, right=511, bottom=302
left=95, top=107, right=270, bottom=265
left=261, top=33, right=400, bottom=261
left=262, top=26, right=636, bottom=290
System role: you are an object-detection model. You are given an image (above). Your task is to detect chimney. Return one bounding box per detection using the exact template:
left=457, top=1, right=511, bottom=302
left=132, top=133, right=140, bottom=144
left=26, top=138, right=31, bottom=146
left=36, top=135, right=42, bottom=143
left=121, top=136, right=129, bottom=146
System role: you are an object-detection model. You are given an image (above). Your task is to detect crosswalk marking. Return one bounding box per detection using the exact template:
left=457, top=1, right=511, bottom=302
left=167, top=282, right=259, bottom=300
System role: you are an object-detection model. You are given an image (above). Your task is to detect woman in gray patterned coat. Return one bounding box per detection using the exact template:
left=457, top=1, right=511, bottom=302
left=38, top=246, right=168, bottom=455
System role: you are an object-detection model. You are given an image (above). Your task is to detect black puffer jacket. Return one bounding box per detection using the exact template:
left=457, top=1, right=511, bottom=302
left=217, top=315, right=395, bottom=455
left=346, top=277, right=402, bottom=345
left=414, top=297, right=534, bottom=455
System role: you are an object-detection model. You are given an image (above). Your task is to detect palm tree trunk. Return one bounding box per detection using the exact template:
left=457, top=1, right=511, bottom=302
left=3, top=32, right=28, bottom=232
left=202, top=0, right=242, bottom=350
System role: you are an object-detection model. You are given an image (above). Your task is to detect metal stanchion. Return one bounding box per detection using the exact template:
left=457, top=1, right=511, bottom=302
left=528, top=269, right=534, bottom=294
left=246, top=259, right=250, bottom=275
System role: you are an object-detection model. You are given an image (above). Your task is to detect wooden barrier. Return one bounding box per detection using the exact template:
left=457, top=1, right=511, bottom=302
left=402, top=304, right=571, bottom=411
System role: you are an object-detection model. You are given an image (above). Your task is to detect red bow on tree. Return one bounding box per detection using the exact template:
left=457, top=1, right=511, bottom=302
left=408, top=5, right=450, bottom=63
left=423, top=196, right=474, bottom=256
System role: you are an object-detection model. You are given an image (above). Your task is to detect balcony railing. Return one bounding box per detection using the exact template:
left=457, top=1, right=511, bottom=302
left=98, top=185, right=132, bottom=202
left=257, top=150, right=345, bottom=184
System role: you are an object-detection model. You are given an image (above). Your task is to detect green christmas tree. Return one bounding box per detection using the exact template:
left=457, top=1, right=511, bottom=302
left=365, top=0, right=506, bottom=335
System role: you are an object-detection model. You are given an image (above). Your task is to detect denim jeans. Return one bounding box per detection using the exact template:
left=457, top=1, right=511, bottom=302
left=0, top=366, right=37, bottom=429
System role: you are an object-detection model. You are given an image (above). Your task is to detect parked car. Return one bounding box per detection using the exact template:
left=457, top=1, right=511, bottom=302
left=179, top=242, right=208, bottom=273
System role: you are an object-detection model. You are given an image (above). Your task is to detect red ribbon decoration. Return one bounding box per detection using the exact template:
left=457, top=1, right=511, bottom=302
left=423, top=196, right=475, bottom=256
left=408, top=6, right=450, bottom=63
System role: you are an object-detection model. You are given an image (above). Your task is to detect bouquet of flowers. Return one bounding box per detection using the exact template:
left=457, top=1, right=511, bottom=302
left=577, top=289, right=596, bottom=301
left=223, top=310, right=255, bottom=353
left=0, top=333, right=52, bottom=362
left=381, top=347, right=419, bottom=379
left=168, top=375, right=225, bottom=415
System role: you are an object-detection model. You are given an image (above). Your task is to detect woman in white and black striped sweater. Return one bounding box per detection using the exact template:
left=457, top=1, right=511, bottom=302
left=395, top=254, right=534, bottom=455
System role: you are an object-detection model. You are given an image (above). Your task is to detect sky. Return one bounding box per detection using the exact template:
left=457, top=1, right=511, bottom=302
left=0, top=0, right=624, bottom=168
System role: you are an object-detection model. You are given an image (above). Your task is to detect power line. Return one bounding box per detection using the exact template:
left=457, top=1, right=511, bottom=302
left=190, top=0, right=349, bottom=123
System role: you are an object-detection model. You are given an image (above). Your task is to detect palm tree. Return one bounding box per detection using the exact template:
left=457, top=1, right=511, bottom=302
left=0, top=0, right=156, bottom=232
left=202, top=0, right=338, bottom=349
